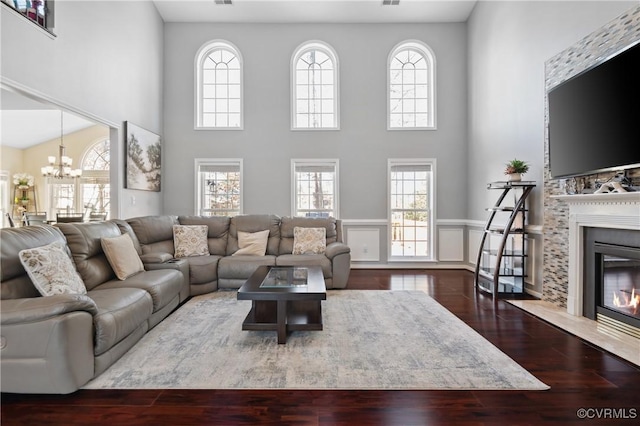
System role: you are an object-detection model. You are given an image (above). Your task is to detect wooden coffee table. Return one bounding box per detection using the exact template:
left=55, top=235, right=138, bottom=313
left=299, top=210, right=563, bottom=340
left=237, top=265, right=326, bottom=344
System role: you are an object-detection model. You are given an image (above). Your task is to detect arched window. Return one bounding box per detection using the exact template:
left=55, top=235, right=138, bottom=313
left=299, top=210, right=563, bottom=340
left=291, top=41, right=339, bottom=130
left=388, top=40, right=436, bottom=129
left=46, top=139, right=110, bottom=219
left=80, top=139, right=110, bottom=216
left=195, top=40, right=243, bottom=129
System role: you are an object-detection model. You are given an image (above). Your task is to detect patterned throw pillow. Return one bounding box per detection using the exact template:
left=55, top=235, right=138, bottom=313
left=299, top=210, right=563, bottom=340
left=233, top=230, right=270, bottom=256
left=18, top=242, right=87, bottom=296
left=292, top=227, right=326, bottom=255
left=173, top=225, right=209, bottom=258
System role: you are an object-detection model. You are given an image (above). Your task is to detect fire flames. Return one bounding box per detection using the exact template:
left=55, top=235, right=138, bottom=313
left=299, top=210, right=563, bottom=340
left=612, top=288, right=640, bottom=315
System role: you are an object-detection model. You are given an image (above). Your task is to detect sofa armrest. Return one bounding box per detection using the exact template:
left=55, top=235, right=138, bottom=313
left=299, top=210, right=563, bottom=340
left=139, top=252, right=174, bottom=264
left=325, top=242, right=350, bottom=260
left=1, top=295, right=98, bottom=325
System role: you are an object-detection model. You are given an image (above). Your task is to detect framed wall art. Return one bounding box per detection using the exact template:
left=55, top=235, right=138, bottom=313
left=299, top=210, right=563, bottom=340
left=125, top=122, right=161, bottom=192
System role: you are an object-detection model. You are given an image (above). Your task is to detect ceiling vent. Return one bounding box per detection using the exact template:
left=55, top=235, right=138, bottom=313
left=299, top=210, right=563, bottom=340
left=382, top=0, right=400, bottom=5
left=214, top=0, right=232, bottom=5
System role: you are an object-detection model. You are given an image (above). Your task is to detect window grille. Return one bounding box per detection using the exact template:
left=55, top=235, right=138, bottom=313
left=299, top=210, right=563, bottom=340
left=80, top=139, right=110, bottom=215
left=389, top=160, right=435, bottom=259
left=388, top=41, right=436, bottom=129
left=196, top=41, right=243, bottom=129
left=292, top=160, right=338, bottom=218
left=196, top=160, right=242, bottom=216
left=292, top=42, right=339, bottom=129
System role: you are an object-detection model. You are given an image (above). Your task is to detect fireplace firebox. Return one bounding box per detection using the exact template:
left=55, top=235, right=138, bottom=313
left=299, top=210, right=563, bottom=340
left=584, top=228, right=640, bottom=338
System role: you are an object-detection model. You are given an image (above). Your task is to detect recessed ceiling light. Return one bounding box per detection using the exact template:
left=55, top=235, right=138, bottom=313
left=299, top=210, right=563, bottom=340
left=382, top=0, right=400, bottom=5
left=214, top=0, right=232, bottom=5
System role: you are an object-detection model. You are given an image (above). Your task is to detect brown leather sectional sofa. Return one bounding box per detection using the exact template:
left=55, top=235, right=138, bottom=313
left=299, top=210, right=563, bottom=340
left=0, top=214, right=350, bottom=394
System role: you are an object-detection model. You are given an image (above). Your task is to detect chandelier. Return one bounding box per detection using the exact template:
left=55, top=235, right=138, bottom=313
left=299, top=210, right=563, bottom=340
left=41, top=111, right=82, bottom=179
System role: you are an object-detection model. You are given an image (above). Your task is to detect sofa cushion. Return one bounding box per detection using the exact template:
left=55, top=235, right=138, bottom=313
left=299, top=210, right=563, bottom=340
left=182, top=254, right=221, bottom=285
left=279, top=217, right=338, bottom=255
left=1, top=225, right=71, bottom=300
left=56, top=222, right=123, bottom=291
left=95, top=269, right=183, bottom=313
left=18, top=241, right=87, bottom=296
left=293, top=227, right=326, bottom=255
left=218, top=255, right=276, bottom=279
left=109, top=219, right=143, bottom=255
left=178, top=216, right=230, bottom=256
left=127, top=216, right=179, bottom=256
left=233, top=230, right=269, bottom=256
left=101, top=234, right=144, bottom=280
left=227, top=215, right=280, bottom=256
left=275, top=254, right=332, bottom=279
left=173, top=225, right=209, bottom=258
left=88, top=287, right=153, bottom=356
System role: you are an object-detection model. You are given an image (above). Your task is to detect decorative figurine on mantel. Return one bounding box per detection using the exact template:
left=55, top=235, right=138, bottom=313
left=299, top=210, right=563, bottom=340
left=504, top=159, right=529, bottom=182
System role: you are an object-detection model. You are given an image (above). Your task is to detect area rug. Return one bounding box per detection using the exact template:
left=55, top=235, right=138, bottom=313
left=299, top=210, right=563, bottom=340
left=84, top=290, right=549, bottom=390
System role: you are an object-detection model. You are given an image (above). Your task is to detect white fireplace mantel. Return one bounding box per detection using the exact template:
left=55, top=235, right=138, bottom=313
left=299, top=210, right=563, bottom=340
left=552, top=192, right=640, bottom=316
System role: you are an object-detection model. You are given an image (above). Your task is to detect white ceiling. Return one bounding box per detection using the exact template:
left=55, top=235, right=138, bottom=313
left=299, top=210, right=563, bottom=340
left=1, top=89, right=96, bottom=149
left=152, top=0, right=478, bottom=23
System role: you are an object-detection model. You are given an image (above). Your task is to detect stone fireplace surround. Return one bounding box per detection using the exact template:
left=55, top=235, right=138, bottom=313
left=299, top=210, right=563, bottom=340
left=552, top=193, right=640, bottom=318
left=514, top=6, right=640, bottom=365
left=542, top=6, right=640, bottom=309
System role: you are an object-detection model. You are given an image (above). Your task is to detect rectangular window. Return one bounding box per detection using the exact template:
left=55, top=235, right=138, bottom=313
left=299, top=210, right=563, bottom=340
left=388, top=159, right=435, bottom=260
left=4, top=0, right=54, bottom=32
left=196, top=159, right=242, bottom=216
left=80, top=173, right=110, bottom=216
left=45, top=178, right=109, bottom=220
left=292, top=159, right=338, bottom=218
left=47, top=179, right=77, bottom=218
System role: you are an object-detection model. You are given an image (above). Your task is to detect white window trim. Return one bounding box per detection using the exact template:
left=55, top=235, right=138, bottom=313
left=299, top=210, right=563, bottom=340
left=387, top=158, right=437, bottom=262
left=194, top=158, right=243, bottom=215
left=290, top=40, right=340, bottom=131
left=0, top=171, right=10, bottom=227
left=291, top=159, right=340, bottom=218
left=194, top=40, right=244, bottom=130
left=387, top=40, right=437, bottom=131
left=45, top=177, right=82, bottom=219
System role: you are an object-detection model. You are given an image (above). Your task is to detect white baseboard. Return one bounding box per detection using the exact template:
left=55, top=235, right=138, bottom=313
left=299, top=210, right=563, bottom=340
left=351, top=263, right=474, bottom=271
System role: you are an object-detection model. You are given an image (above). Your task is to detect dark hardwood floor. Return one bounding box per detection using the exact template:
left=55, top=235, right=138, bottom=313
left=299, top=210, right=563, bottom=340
left=2, top=269, right=639, bottom=425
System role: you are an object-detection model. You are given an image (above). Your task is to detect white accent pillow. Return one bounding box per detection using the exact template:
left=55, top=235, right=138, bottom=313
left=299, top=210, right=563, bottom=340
left=173, top=225, right=209, bottom=258
left=293, top=227, right=326, bottom=255
left=101, top=233, right=145, bottom=280
left=18, top=242, right=87, bottom=296
left=233, top=229, right=270, bottom=256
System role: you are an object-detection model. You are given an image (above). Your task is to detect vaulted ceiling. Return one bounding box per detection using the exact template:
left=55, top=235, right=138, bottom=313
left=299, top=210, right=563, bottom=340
left=152, top=0, right=477, bottom=24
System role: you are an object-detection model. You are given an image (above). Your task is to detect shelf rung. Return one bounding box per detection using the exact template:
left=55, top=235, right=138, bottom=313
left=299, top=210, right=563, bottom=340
left=482, top=249, right=527, bottom=257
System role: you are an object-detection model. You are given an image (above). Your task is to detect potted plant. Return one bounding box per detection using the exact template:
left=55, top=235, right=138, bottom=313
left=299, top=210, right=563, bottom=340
left=13, top=173, right=34, bottom=189
left=504, top=159, right=529, bottom=182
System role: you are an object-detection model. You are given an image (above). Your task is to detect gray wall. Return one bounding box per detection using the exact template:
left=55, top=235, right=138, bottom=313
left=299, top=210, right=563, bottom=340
left=466, top=0, right=636, bottom=294
left=467, top=0, right=637, bottom=225
left=1, top=0, right=164, bottom=219
left=163, top=23, right=468, bottom=220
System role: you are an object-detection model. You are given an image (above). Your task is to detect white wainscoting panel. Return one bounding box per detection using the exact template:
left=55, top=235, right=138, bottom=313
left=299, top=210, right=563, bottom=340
left=347, top=228, right=380, bottom=262
left=468, top=229, right=483, bottom=265
left=438, top=228, right=464, bottom=261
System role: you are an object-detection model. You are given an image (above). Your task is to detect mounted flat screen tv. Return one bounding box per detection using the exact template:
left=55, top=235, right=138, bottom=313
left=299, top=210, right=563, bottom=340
left=548, top=41, right=640, bottom=178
